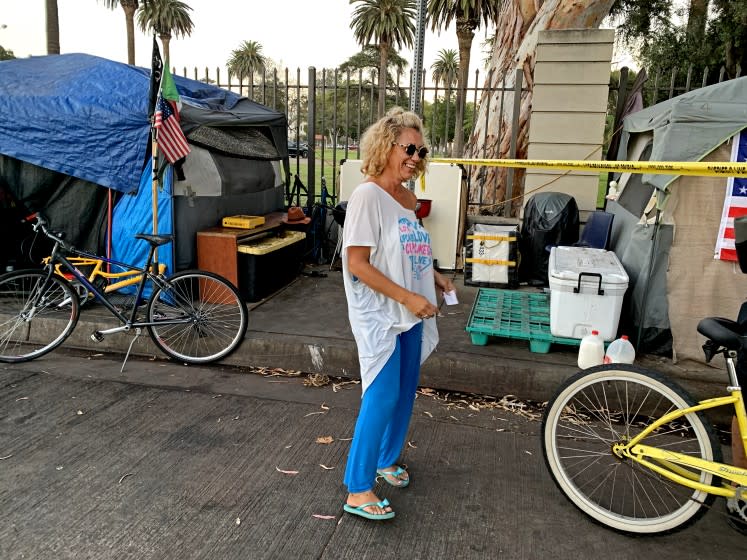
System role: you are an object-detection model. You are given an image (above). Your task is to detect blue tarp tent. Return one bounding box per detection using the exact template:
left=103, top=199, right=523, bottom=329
left=0, top=53, right=289, bottom=273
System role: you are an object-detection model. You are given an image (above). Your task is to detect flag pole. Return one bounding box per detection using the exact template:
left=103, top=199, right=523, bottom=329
left=148, top=35, right=164, bottom=265
left=152, top=123, right=159, bottom=237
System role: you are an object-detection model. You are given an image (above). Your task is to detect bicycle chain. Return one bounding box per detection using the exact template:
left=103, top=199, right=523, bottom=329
left=727, top=486, right=747, bottom=524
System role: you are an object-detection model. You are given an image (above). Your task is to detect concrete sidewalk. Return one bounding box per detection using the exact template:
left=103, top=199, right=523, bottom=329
left=59, top=269, right=726, bottom=406
left=1, top=352, right=744, bottom=559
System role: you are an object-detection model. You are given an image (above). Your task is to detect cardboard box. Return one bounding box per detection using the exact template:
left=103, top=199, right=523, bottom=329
left=549, top=246, right=628, bottom=341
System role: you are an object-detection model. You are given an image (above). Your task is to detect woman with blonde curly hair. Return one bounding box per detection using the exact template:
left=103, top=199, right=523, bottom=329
left=341, top=107, right=455, bottom=521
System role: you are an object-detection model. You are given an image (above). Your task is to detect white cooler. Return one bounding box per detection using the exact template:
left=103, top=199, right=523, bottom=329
left=549, top=246, right=629, bottom=341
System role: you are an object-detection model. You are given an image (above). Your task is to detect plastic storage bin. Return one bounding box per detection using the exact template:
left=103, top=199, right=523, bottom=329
left=237, top=230, right=306, bottom=302
left=464, top=224, right=519, bottom=288
left=548, top=246, right=629, bottom=341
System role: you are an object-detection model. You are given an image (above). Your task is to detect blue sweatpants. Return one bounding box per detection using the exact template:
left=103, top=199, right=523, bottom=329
left=344, top=322, right=423, bottom=493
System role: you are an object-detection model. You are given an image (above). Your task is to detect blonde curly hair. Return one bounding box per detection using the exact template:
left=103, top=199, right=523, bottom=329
left=360, top=107, right=429, bottom=178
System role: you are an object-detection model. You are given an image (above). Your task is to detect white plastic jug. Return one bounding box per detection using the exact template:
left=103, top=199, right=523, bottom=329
left=578, top=330, right=605, bottom=369
left=604, top=335, right=636, bottom=364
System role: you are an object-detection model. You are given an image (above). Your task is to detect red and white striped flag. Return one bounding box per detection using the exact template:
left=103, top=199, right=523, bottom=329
left=155, top=96, right=190, bottom=164
left=715, top=129, right=747, bottom=261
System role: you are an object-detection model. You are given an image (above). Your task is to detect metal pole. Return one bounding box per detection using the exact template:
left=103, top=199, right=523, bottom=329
left=410, top=0, right=427, bottom=116
left=307, top=66, right=316, bottom=211
left=504, top=68, right=523, bottom=217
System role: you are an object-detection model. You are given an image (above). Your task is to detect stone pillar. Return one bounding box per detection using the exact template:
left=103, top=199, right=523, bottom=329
left=523, top=29, right=615, bottom=216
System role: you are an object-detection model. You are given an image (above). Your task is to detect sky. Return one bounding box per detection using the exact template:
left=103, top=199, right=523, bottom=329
left=1, top=0, right=499, bottom=76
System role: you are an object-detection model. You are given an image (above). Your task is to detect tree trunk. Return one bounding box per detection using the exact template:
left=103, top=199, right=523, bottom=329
left=123, top=4, right=137, bottom=65
left=685, top=0, right=709, bottom=46
left=378, top=41, right=390, bottom=118
left=160, top=34, right=172, bottom=67
left=453, top=20, right=475, bottom=158
left=45, top=0, right=60, bottom=55
left=465, top=0, right=615, bottom=216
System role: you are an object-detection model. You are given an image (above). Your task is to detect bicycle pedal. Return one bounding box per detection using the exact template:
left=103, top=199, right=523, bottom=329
left=90, top=331, right=104, bottom=342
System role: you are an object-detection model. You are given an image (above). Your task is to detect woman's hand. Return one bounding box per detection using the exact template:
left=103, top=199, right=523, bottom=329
left=434, top=271, right=455, bottom=296
left=348, top=246, right=438, bottom=319
left=402, top=291, right=438, bottom=320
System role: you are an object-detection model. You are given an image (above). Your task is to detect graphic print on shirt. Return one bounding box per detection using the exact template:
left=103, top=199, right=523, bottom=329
left=399, top=217, right=432, bottom=279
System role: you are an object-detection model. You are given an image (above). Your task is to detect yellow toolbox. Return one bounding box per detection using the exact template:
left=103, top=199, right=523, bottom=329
left=222, top=215, right=266, bottom=229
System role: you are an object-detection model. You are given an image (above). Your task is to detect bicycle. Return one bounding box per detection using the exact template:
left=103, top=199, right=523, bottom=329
left=0, top=213, right=248, bottom=366
left=42, top=255, right=167, bottom=305
left=542, top=317, right=747, bottom=535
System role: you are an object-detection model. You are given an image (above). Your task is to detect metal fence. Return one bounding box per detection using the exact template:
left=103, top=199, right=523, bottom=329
left=177, top=61, right=742, bottom=214
left=606, top=62, right=743, bottom=163
left=643, top=63, right=742, bottom=105
left=175, top=65, right=526, bottom=208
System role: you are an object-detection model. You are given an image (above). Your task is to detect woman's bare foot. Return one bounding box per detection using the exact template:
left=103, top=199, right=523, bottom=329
left=346, top=490, right=393, bottom=515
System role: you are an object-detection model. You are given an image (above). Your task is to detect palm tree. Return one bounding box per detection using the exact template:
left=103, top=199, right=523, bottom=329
left=137, top=0, right=194, bottom=65
left=45, top=0, right=60, bottom=54
left=226, top=40, right=267, bottom=91
left=430, top=49, right=458, bottom=152
left=427, top=0, right=503, bottom=156
left=430, top=48, right=458, bottom=88
left=99, top=0, right=140, bottom=65
left=350, top=0, right=417, bottom=118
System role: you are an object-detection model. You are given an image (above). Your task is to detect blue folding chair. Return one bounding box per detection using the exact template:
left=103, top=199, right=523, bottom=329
left=575, top=210, right=614, bottom=250
left=545, top=210, right=614, bottom=253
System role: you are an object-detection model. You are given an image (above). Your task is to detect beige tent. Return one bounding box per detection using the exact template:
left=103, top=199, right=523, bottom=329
left=608, top=77, right=747, bottom=364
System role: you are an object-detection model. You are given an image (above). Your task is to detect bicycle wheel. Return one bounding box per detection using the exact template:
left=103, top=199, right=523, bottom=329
left=542, top=364, right=721, bottom=535
left=0, top=269, right=80, bottom=362
left=146, top=270, right=248, bottom=364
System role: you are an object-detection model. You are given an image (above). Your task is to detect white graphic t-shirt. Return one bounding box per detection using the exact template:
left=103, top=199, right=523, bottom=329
left=342, top=181, right=439, bottom=394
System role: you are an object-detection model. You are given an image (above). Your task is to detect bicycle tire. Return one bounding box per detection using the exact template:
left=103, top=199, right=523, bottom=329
left=542, top=364, right=721, bottom=535
left=0, top=269, right=80, bottom=363
left=146, top=270, right=248, bottom=364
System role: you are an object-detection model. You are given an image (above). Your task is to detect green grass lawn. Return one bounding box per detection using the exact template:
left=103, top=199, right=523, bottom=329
left=286, top=148, right=360, bottom=202
left=598, top=172, right=609, bottom=208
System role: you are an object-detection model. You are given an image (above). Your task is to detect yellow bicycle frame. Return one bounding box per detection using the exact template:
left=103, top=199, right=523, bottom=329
left=42, top=256, right=167, bottom=294
left=615, top=389, right=747, bottom=499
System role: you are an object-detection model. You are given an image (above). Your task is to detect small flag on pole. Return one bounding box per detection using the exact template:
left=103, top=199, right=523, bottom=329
left=154, top=63, right=190, bottom=164
left=147, top=36, right=163, bottom=119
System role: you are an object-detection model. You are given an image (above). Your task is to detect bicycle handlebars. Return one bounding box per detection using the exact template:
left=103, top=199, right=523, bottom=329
left=24, top=212, right=71, bottom=251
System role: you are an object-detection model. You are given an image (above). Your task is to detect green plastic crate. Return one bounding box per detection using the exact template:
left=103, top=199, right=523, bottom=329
left=465, top=288, right=581, bottom=353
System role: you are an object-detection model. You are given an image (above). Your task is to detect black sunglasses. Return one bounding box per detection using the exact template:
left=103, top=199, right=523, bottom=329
left=392, top=142, right=428, bottom=159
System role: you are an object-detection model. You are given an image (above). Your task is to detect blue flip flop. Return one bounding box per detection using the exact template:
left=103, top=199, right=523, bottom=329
left=377, top=466, right=410, bottom=488
left=343, top=498, right=395, bottom=520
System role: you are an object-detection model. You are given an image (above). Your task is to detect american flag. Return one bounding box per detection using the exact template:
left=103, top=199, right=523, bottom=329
left=716, top=129, right=747, bottom=260
left=154, top=96, right=190, bottom=164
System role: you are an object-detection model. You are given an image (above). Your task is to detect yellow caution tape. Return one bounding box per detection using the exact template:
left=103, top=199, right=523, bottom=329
left=466, top=258, right=516, bottom=266
left=431, top=158, right=747, bottom=178
left=466, top=235, right=515, bottom=242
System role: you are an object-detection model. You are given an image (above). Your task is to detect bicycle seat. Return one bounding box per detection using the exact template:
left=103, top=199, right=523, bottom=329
left=697, top=317, right=747, bottom=351
left=135, top=233, right=174, bottom=247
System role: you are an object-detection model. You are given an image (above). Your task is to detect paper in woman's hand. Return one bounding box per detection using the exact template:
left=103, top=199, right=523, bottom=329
left=443, top=290, right=459, bottom=305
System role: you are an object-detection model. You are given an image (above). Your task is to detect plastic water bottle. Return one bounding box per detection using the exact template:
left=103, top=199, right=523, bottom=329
left=578, top=330, right=605, bottom=369
left=604, top=335, right=636, bottom=364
